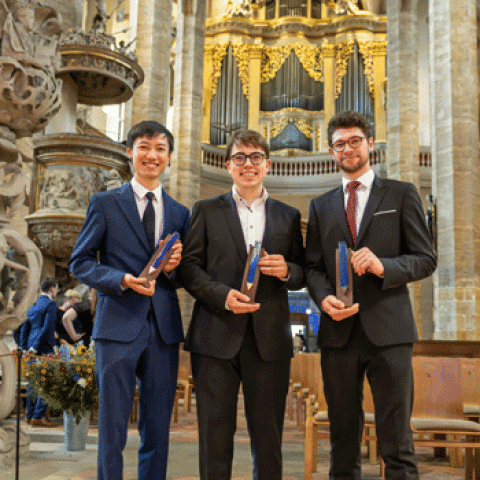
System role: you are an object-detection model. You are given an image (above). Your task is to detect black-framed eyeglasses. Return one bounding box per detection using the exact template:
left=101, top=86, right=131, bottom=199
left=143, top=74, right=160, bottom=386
left=331, top=136, right=366, bottom=152
left=229, top=152, right=266, bottom=166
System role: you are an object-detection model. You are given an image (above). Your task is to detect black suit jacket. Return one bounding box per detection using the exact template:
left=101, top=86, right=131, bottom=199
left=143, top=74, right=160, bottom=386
left=180, top=192, right=305, bottom=361
left=306, top=176, right=436, bottom=348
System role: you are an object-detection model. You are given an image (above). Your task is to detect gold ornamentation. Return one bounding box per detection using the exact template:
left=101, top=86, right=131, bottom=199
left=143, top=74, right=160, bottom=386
left=334, top=40, right=354, bottom=98
left=261, top=44, right=323, bottom=83
left=270, top=117, right=312, bottom=139
left=293, top=45, right=323, bottom=82
left=232, top=44, right=251, bottom=97
left=211, top=44, right=229, bottom=97
left=261, top=45, right=291, bottom=83
left=357, top=41, right=375, bottom=96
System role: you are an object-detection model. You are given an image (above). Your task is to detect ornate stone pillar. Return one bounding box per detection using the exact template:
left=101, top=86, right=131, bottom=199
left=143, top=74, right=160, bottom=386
left=322, top=43, right=336, bottom=148
left=170, top=0, right=206, bottom=329
left=429, top=0, right=480, bottom=340
left=132, top=0, right=173, bottom=125
left=248, top=45, right=263, bottom=133
left=372, top=42, right=387, bottom=143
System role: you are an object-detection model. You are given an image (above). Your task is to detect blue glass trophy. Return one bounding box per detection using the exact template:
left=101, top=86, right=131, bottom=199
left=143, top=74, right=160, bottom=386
left=336, top=241, right=353, bottom=306
left=241, top=241, right=266, bottom=302
left=140, top=232, right=180, bottom=284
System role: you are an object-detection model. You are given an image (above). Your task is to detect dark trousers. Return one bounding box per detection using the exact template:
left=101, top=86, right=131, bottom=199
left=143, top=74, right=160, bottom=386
left=95, top=312, right=179, bottom=480
left=191, top=318, right=291, bottom=480
left=321, top=318, right=418, bottom=480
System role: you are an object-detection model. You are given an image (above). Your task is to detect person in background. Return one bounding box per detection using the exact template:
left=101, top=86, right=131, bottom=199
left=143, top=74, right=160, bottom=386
left=21, top=277, right=59, bottom=427
left=62, top=288, right=97, bottom=347
left=55, top=289, right=82, bottom=346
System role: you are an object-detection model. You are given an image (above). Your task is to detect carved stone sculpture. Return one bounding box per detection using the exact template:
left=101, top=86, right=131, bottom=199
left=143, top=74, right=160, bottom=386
left=226, top=0, right=253, bottom=18
left=0, top=1, right=61, bottom=443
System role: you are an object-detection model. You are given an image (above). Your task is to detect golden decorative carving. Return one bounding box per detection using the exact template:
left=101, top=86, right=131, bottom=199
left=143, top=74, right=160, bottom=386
left=261, top=44, right=323, bottom=83
left=232, top=44, right=251, bottom=97
left=357, top=41, right=375, bottom=96
left=261, top=45, right=291, bottom=83
left=334, top=40, right=354, bottom=98
left=270, top=117, right=313, bottom=139
left=211, top=44, right=229, bottom=97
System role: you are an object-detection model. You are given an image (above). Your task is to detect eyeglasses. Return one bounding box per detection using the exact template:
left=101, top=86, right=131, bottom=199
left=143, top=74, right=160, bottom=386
left=229, top=152, right=266, bottom=166
left=331, top=136, right=366, bottom=152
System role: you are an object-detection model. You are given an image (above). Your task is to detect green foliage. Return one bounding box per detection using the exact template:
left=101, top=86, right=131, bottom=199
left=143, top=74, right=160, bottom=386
left=25, top=344, right=99, bottom=424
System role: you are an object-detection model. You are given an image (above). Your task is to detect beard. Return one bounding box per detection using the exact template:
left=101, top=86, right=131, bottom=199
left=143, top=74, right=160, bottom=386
left=336, top=153, right=369, bottom=174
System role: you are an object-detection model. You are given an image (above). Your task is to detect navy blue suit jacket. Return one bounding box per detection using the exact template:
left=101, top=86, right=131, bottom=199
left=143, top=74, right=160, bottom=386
left=21, top=295, right=57, bottom=354
left=68, top=183, right=190, bottom=345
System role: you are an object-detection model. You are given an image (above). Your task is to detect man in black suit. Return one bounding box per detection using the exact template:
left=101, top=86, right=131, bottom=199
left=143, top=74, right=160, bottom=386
left=306, top=111, right=436, bottom=479
left=180, top=129, right=305, bottom=480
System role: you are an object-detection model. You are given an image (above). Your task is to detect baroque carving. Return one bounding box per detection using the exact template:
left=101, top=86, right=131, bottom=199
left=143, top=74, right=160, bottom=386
left=261, top=44, right=323, bottom=83
left=210, top=43, right=229, bottom=98
left=232, top=44, right=251, bottom=97
left=226, top=0, right=252, bottom=18
left=270, top=117, right=313, bottom=139
left=357, top=40, right=386, bottom=97
left=327, top=0, right=371, bottom=15
left=334, top=40, right=355, bottom=98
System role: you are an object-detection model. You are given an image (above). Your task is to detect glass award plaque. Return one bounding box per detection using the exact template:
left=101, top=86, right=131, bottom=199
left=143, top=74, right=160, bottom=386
left=336, top=241, right=353, bottom=307
left=140, top=232, right=179, bottom=284
left=241, top=241, right=266, bottom=302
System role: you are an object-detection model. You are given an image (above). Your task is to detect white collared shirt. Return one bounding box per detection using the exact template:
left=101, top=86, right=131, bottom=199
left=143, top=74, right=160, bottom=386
left=342, top=169, right=375, bottom=234
left=232, top=186, right=268, bottom=251
left=131, top=178, right=164, bottom=247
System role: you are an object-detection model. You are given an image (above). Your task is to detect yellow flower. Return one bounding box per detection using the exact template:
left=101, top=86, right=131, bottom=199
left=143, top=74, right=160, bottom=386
left=77, top=345, right=87, bottom=355
left=41, top=377, right=45, bottom=382
left=41, top=369, right=47, bottom=374
left=76, top=366, right=81, bottom=371
left=87, top=368, right=92, bottom=373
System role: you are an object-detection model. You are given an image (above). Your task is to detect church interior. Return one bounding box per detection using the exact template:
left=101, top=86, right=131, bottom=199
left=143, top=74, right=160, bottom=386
left=0, top=0, right=479, bottom=478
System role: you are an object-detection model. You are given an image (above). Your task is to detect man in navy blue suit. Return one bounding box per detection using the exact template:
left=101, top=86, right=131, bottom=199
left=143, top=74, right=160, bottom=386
left=21, top=277, right=59, bottom=427
left=68, top=121, right=190, bottom=480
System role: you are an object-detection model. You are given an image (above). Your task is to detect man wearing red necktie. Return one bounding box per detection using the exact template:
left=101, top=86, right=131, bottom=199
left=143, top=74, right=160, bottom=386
left=306, top=111, right=436, bottom=479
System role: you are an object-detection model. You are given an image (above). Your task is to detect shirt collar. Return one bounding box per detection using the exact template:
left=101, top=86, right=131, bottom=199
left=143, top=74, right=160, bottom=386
left=342, top=168, right=375, bottom=193
left=232, top=185, right=268, bottom=207
left=131, top=177, right=163, bottom=201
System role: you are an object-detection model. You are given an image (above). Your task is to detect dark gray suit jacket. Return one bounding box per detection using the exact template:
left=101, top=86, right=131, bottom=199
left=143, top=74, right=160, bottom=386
left=306, top=176, right=436, bottom=348
left=180, top=192, right=305, bottom=361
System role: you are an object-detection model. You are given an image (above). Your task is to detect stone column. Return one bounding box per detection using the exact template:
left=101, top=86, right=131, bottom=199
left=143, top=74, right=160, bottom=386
left=132, top=0, right=173, bottom=125
left=170, top=0, right=207, bottom=329
left=248, top=45, right=263, bottom=133
left=372, top=43, right=387, bottom=143
left=429, top=0, right=480, bottom=340
left=386, top=0, right=425, bottom=335
left=322, top=43, right=335, bottom=148
left=45, top=76, right=78, bottom=135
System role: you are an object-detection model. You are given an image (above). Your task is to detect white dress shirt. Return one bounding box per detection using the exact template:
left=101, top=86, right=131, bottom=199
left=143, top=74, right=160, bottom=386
left=232, top=185, right=268, bottom=251
left=342, top=169, right=375, bottom=234
left=131, top=178, right=164, bottom=247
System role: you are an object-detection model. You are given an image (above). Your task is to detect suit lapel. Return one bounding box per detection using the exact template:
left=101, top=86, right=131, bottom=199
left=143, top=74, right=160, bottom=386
left=221, top=193, right=248, bottom=260
left=331, top=186, right=353, bottom=246
left=161, top=190, right=174, bottom=238
left=115, top=183, right=149, bottom=250
left=356, top=175, right=387, bottom=246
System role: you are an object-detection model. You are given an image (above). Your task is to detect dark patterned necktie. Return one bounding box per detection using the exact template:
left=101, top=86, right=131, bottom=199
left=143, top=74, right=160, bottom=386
left=346, top=181, right=361, bottom=244
left=143, top=192, right=155, bottom=252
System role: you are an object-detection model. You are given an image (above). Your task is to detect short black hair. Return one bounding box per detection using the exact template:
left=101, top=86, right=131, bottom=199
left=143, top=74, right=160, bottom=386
left=327, top=111, right=372, bottom=147
left=40, top=278, right=58, bottom=293
left=226, top=129, right=270, bottom=159
left=126, top=121, right=174, bottom=153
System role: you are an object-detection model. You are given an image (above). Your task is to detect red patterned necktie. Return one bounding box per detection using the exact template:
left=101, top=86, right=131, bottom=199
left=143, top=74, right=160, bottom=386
left=346, top=181, right=361, bottom=244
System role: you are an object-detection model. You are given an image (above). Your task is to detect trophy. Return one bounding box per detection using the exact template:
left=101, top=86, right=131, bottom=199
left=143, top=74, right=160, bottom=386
left=336, top=241, right=353, bottom=307
left=140, top=232, right=180, bottom=284
left=241, top=241, right=266, bottom=302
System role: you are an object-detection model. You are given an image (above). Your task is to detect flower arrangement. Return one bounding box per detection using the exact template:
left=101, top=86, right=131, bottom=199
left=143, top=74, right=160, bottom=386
left=24, top=343, right=99, bottom=424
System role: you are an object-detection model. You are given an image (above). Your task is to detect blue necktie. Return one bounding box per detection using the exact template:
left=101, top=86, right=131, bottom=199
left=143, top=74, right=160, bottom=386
left=143, top=192, right=155, bottom=252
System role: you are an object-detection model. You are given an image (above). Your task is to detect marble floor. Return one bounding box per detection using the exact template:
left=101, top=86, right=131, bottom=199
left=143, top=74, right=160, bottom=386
left=1, top=396, right=466, bottom=480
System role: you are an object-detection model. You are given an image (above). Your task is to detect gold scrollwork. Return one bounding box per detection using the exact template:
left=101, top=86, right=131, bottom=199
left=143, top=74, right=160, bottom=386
left=357, top=41, right=375, bottom=97
left=211, top=44, right=229, bottom=98
left=335, top=40, right=355, bottom=98
left=293, top=45, right=323, bottom=82
left=232, top=44, right=251, bottom=98
left=270, top=117, right=312, bottom=139
left=261, top=44, right=323, bottom=84
left=261, top=45, right=291, bottom=83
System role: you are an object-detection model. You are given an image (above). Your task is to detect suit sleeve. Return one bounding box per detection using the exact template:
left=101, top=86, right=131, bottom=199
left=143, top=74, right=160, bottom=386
left=284, top=209, right=306, bottom=291
left=179, top=202, right=231, bottom=312
left=305, top=199, right=335, bottom=310
left=68, top=195, right=125, bottom=294
left=380, top=183, right=436, bottom=289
